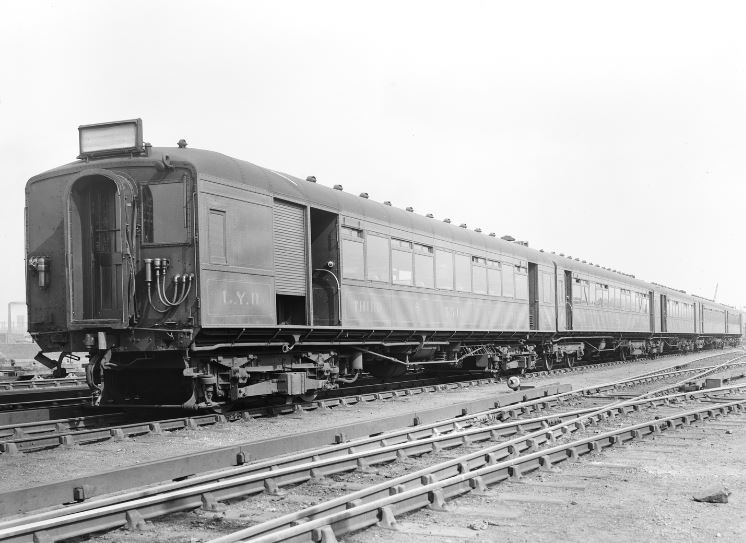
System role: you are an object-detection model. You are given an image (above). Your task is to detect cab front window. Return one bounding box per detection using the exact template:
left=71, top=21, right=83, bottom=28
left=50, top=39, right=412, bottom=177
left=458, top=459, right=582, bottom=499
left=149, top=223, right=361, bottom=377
left=142, top=180, right=188, bottom=244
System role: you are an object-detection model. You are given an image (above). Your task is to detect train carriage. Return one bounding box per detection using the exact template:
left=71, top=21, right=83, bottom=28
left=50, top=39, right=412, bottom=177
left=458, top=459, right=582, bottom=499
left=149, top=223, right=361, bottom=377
left=24, top=120, right=743, bottom=408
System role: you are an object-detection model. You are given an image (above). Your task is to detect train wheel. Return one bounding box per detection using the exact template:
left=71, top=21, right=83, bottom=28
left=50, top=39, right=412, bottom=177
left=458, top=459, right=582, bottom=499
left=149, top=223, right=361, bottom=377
left=298, top=390, right=319, bottom=403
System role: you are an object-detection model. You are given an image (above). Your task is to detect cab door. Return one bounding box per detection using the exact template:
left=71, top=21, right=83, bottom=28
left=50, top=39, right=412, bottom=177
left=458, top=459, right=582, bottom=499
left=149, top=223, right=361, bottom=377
left=66, top=172, right=134, bottom=325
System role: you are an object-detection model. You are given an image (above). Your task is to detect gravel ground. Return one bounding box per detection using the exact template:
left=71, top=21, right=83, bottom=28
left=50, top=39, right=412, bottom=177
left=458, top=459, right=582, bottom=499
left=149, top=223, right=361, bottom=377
left=0, top=350, right=740, bottom=495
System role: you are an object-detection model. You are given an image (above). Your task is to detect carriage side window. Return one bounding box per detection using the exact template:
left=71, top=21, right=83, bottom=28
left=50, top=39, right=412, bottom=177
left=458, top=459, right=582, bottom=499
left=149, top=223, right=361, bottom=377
left=366, top=234, right=390, bottom=282
left=613, top=287, right=620, bottom=308
left=341, top=226, right=364, bottom=280
left=595, top=284, right=604, bottom=306
left=472, top=256, right=487, bottom=294
left=454, top=254, right=472, bottom=292
left=435, top=249, right=454, bottom=290
left=620, top=289, right=631, bottom=310
left=503, top=265, right=515, bottom=298
left=142, top=181, right=188, bottom=244
left=514, top=264, right=528, bottom=300
left=581, top=280, right=590, bottom=304
left=487, top=260, right=502, bottom=296
left=414, top=243, right=434, bottom=288
left=392, top=239, right=413, bottom=285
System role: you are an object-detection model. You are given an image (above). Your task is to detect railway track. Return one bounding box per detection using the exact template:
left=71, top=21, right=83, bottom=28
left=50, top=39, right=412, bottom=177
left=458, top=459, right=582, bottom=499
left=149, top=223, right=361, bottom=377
left=0, top=352, right=742, bottom=542
left=202, top=358, right=745, bottom=543
left=2, top=351, right=741, bottom=456
left=0, top=392, right=91, bottom=413
left=0, top=377, right=88, bottom=391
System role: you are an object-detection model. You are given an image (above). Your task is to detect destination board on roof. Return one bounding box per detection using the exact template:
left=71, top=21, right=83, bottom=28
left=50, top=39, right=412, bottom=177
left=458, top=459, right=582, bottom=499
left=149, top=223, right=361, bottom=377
left=78, top=118, right=143, bottom=158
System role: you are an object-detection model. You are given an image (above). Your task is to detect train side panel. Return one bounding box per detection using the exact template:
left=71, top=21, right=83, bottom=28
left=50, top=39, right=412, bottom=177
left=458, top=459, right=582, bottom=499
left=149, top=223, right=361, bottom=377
left=727, top=310, right=741, bottom=335
left=664, top=296, right=696, bottom=334
left=701, top=304, right=727, bottom=334
left=337, top=214, right=535, bottom=331
left=197, top=175, right=276, bottom=327
left=569, top=273, right=650, bottom=333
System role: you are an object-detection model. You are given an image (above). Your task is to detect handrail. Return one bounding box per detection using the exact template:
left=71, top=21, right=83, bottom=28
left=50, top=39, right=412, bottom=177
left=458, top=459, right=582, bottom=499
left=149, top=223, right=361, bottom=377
left=313, top=268, right=342, bottom=325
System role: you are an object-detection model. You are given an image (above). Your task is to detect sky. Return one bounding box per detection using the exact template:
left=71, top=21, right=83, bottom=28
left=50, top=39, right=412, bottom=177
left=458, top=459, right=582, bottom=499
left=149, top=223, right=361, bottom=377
left=1, top=0, right=745, bottom=328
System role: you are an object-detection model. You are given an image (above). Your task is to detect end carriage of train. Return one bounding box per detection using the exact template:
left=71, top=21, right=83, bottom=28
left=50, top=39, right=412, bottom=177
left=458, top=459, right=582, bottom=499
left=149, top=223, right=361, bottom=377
left=24, top=119, right=744, bottom=408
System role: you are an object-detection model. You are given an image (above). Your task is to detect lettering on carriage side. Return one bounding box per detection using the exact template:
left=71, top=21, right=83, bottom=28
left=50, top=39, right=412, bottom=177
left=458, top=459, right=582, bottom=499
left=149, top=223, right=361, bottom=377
left=352, top=297, right=384, bottom=314
left=206, top=277, right=272, bottom=318
left=221, top=289, right=268, bottom=306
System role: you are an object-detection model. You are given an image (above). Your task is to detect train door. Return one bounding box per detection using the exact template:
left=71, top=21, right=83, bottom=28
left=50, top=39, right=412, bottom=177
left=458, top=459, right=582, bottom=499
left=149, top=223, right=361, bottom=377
left=555, top=264, right=564, bottom=331
left=67, top=174, right=132, bottom=323
left=273, top=200, right=308, bottom=325
left=660, top=294, right=667, bottom=332
left=564, top=270, right=573, bottom=330
left=310, top=208, right=341, bottom=325
left=528, top=262, right=539, bottom=330
left=649, top=290, right=655, bottom=333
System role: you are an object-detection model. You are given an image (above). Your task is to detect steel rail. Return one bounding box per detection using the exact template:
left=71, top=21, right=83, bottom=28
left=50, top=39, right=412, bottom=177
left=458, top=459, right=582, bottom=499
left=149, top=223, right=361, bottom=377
left=0, top=411, right=129, bottom=441
left=0, top=412, right=226, bottom=455
left=0, top=382, right=569, bottom=518
left=0, top=396, right=90, bottom=412
left=217, top=393, right=746, bottom=543
left=3, top=381, right=744, bottom=543
left=0, top=387, right=91, bottom=411
left=0, top=377, right=88, bottom=391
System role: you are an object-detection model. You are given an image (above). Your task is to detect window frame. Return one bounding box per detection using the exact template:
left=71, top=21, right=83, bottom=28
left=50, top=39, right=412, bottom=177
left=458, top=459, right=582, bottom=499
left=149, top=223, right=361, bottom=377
left=365, top=233, right=390, bottom=283
left=141, top=179, right=191, bottom=246
left=413, top=243, right=435, bottom=288
left=487, top=259, right=502, bottom=297
left=435, top=248, right=454, bottom=290
left=454, top=253, right=472, bottom=293
left=391, top=238, right=414, bottom=286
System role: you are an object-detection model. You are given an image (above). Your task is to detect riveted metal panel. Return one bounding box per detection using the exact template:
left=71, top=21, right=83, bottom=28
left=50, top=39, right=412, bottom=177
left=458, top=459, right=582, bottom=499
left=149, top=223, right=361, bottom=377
left=273, top=200, right=307, bottom=296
